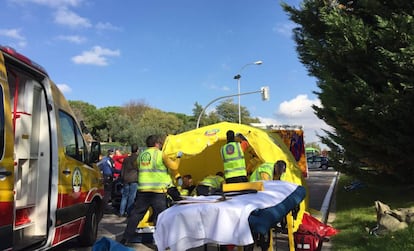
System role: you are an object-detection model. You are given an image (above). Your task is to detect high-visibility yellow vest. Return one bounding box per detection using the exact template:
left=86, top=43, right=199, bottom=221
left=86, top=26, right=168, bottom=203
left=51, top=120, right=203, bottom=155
left=199, top=175, right=225, bottom=189
left=220, top=142, right=246, bottom=179
left=138, top=148, right=172, bottom=191
left=249, top=162, right=274, bottom=182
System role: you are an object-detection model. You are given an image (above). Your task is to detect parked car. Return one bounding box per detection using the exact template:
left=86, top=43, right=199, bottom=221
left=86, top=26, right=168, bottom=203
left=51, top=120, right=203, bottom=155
left=307, top=156, right=329, bottom=170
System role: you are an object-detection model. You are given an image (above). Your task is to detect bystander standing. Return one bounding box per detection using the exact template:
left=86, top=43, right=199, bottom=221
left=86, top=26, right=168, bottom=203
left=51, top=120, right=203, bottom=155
left=98, top=149, right=116, bottom=210
left=118, top=144, right=139, bottom=217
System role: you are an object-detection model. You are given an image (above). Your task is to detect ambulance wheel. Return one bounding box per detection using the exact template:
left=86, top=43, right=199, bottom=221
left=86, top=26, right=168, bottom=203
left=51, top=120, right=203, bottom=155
left=78, top=202, right=99, bottom=246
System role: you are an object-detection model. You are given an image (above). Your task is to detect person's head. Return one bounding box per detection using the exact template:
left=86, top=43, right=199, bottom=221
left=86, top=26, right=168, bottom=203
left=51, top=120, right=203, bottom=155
left=235, top=133, right=246, bottom=142
left=182, top=174, right=193, bottom=188
left=226, top=130, right=235, bottom=142
left=115, top=149, right=122, bottom=155
left=107, top=149, right=114, bottom=157
left=146, top=134, right=164, bottom=149
left=131, top=143, right=138, bottom=153
left=274, top=160, right=287, bottom=180
left=216, top=171, right=224, bottom=177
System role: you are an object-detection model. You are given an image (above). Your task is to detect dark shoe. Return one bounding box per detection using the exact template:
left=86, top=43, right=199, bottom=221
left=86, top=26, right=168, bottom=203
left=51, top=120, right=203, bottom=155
left=122, top=213, right=128, bottom=217
left=120, top=238, right=127, bottom=245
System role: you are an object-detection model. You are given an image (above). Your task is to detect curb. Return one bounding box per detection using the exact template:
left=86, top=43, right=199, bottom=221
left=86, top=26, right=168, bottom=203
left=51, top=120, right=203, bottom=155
left=320, top=171, right=339, bottom=224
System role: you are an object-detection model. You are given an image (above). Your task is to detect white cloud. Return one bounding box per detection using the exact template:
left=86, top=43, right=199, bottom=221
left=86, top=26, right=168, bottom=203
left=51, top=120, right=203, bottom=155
left=17, top=41, right=27, bottom=48
left=258, top=94, right=332, bottom=145
left=0, top=28, right=25, bottom=40
left=14, top=0, right=83, bottom=8
left=205, top=82, right=230, bottom=92
left=57, top=83, right=72, bottom=94
left=278, top=94, right=317, bottom=118
left=54, top=8, right=91, bottom=28
left=0, top=28, right=27, bottom=48
left=71, top=46, right=120, bottom=66
left=95, top=22, right=121, bottom=31
left=57, top=35, right=86, bottom=44
left=273, top=22, right=296, bottom=37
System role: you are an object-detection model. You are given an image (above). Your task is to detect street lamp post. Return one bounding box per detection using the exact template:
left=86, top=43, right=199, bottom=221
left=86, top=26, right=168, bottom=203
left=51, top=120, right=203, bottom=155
left=196, top=86, right=269, bottom=128
left=234, top=60, right=263, bottom=124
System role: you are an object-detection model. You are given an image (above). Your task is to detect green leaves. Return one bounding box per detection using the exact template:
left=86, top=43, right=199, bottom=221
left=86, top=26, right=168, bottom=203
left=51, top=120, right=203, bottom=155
left=283, top=0, right=414, bottom=183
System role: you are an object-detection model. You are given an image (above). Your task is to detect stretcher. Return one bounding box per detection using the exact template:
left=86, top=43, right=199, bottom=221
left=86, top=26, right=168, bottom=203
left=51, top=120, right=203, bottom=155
left=154, top=180, right=306, bottom=251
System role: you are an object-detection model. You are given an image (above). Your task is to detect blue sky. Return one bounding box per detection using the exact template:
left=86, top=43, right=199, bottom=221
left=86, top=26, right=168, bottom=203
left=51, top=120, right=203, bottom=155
left=1, top=0, right=331, bottom=145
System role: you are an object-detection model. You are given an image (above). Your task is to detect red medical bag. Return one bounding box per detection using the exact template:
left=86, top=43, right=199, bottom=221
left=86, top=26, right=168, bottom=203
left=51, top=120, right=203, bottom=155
left=294, top=231, right=322, bottom=251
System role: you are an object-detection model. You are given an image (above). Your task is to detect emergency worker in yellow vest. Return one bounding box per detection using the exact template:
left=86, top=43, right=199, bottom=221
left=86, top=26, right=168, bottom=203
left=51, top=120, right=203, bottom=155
left=220, top=130, right=248, bottom=183
left=120, top=134, right=181, bottom=245
left=195, top=172, right=225, bottom=196
left=249, top=162, right=275, bottom=182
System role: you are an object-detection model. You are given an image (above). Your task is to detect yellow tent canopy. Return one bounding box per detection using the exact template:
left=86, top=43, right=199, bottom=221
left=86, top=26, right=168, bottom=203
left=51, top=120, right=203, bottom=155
left=163, top=122, right=309, bottom=229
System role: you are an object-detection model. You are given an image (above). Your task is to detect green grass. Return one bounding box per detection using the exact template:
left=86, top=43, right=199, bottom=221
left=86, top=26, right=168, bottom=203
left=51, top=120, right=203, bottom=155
left=330, top=175, right=414, bottom=251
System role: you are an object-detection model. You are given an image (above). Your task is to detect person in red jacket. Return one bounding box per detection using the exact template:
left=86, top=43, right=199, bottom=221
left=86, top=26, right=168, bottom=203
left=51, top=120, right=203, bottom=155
left=112, top=149, right=128, bottom=179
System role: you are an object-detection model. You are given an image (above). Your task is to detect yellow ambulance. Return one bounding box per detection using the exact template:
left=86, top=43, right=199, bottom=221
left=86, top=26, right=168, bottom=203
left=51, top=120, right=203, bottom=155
left=0, top=46, right=104, bottom=250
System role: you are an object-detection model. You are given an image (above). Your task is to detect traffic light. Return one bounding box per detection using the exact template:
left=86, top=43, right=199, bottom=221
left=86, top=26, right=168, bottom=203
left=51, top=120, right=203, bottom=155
left=261, top=86, right=270, bottom=101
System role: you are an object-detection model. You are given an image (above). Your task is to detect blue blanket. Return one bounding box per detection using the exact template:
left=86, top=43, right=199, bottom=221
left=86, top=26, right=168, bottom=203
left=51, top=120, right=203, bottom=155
left=248, top=185, right=306, bottom=234
left=92, top=237, right=134, bottom=251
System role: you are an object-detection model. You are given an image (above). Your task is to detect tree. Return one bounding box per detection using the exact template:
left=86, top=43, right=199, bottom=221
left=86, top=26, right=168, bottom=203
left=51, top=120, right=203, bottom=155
left=283, top=1, right=414, bottom=183
left=169, top=112, right=195, bottom=132
left=192, top=102, right=205, bottom=127
left=215, top=99, right=260, bottom=124
left=121, top=100, right=150, bottom=121
left=215, top=99, right=238, bottom=123
left=97, top=106, right=122, bottom=142
left=69, top=100, right=104, bottom=140
left=137, top=108, right=184, bottom=141
left=193, top=100, right=260, bottom=127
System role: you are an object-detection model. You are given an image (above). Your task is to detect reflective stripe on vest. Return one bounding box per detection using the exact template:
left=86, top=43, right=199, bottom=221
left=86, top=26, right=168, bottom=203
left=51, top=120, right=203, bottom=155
left=199, top=175, right=224, bottom=188
left=221, top=142, right=246, bottom=179
left=249, top=162, right=274, bottom=181
left=138, top=148, right=172, bottom=191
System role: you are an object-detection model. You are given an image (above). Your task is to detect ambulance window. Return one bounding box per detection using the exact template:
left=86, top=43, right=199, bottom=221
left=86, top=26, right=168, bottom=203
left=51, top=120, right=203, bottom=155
left=0, top=86, right=4, bottom=158
left=59, top=110, right=87, bottom=162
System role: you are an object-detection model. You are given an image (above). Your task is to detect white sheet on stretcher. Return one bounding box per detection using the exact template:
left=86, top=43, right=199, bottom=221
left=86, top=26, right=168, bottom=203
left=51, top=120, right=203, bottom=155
left=154, top=180, right=302, bottom=251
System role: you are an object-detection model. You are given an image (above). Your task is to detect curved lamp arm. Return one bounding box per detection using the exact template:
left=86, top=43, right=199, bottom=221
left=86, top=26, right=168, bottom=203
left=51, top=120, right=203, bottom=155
left=196, top=88, right=268, bottom=128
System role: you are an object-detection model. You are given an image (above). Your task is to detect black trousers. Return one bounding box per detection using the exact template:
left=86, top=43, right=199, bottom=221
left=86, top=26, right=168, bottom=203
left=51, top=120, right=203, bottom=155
left=103, top=175, right=113, bottom=207
left=123, top=192, right=167, bottom=241
left=225, top=176, right=248, bottom=184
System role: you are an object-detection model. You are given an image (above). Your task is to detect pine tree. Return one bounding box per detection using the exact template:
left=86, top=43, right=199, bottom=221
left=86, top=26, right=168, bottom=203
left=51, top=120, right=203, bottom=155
left=283, top=0, right=414, bottom=183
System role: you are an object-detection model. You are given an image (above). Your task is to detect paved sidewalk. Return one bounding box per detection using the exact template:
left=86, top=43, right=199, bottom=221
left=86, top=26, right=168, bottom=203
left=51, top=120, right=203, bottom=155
left=97, top=213, right=155, bottom=251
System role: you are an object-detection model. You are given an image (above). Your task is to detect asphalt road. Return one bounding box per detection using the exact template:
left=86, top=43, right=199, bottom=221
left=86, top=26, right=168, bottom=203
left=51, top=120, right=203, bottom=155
left=307, top=167, right=338, bottom=213
left=53, top=168, right=338, bottom=251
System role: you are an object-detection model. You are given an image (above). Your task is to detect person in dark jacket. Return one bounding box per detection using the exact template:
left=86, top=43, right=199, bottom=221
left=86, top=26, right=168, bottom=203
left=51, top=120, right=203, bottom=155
left=118, top=144, right=139, bottom=217
left=98, top=149, right=116, bottom=209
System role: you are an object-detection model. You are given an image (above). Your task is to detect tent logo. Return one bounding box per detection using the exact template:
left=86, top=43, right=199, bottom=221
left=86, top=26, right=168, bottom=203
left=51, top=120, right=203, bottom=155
left=204, top=128, right=220, bottom=136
